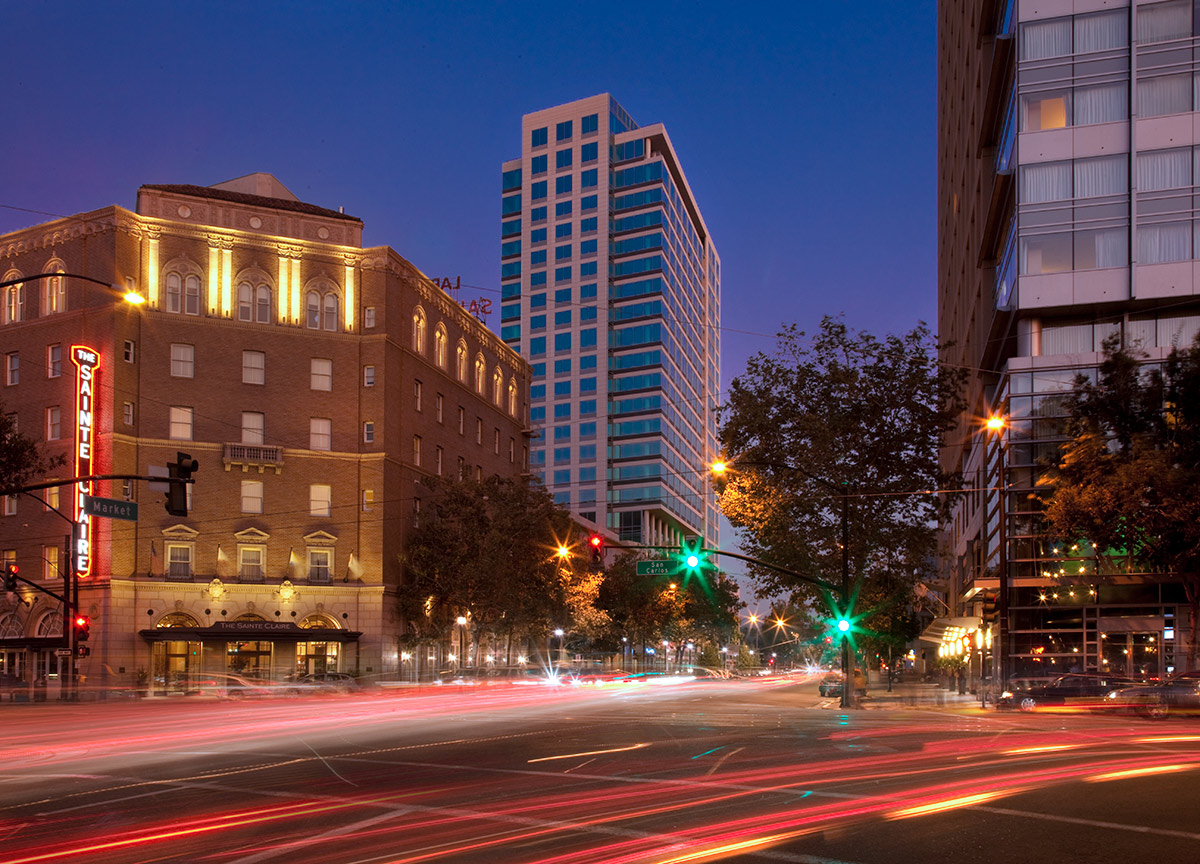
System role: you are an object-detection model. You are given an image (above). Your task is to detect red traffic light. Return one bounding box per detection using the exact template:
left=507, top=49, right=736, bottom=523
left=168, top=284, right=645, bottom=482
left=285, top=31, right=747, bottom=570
left=73, top=614, right=90, bottom=642
left=589, top=535, right=602, bottom=547
left=588, top=533, right=604, bottom=567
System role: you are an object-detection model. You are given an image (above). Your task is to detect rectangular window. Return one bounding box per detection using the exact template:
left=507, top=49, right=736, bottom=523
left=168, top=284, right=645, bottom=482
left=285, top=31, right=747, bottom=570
left=556, top=120, right=573, bottom=141
left=531, top=181, right=547, bottom=201
left=1137, top=0, right=1192, bottom=44
left=531, top=206, right=547, bottom=222
left=123, top=340, right=135, bottom=363
left=363, top=421, right=375, bottom=443
left=365, top=307, right=376, bottom=328
left=556, top=244, right=572, bottom=261
left=44, top=485, right=59, bottom=512
left=413, top=435, right=422, bottom=466
left=556, top=175, right=573, bottom=195
left=362, top=489, right=374, bottom=511
left=311, top=358, right=333, bottom=390
left=556, top=222, right=573, bottom=239
left=308, top=549, right=332, bottom=583
left=581, top=113, right=598, bottom=134
left=555, top=310, right=572, bottom=326
left=242, top=411, right=264, bottom=445
left=242, top=350, right=265, bottom=385
left=458, top=406, right=465, bottom=434
left=556, top=148, right=572, bottom=170
left=503, top=217, right=522, bottom=237
left=1020, top=90, right=1070, bottom=131
left=556, top=201, right=573, bottom=218
left=531, top=154, right=547, bottom=175
left=45, top=406, right=60, bottom=441
left=364, top=365, right=375, bottom=387
left=310, top=417, right=332, bottom=450
left=166, top=545, right=192, bottom=580
left=238, top=546, right=265, bottom=582
left=241, top=480, right=263, bottom=514
left=414, top=379, right=423, bottom=411
left=170, top=343, right=194, bottom=378
left=1139, top=222, right=1192, bottom=264
left=436, top=393, right=444, bottom=423
left=123, top=401, right=134, bottom=425
left=581, top=169, right=598, bottom=189
left=581, top=141, right=598, bottom=162
left=1139, top=74, right=1191, bottom=118
left=5, top=353, right=17, bottom=386
left=476, top=418, right=483, bottom=444
left=532, top=126, right=548, bottom=147
left=436, top=445, right=444, bottom=476
left=47, top=344, right=61, bottom=378
left=169, top=406, right=193, bottom=440
left=310, top=484, right=332, bottom=517
left=42, top=545, right=59, bottom=582
left=494, top=428, right=500, bottom=454
left=581, top=195, right=597, bottom=212
left=555, top=266, right=571, bottom=283
left=2, top=495, right=15, bottom=516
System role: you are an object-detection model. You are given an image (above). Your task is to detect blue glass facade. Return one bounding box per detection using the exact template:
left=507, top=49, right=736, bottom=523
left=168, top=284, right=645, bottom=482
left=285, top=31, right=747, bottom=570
left=500, top=94, right=721, bottom=547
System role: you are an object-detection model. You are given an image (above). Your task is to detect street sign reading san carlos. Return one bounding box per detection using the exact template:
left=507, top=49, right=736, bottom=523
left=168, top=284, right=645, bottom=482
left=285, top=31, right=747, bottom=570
left=83, top=495, right=138, bottom=522
left=636, top=559, right=678, bottom=576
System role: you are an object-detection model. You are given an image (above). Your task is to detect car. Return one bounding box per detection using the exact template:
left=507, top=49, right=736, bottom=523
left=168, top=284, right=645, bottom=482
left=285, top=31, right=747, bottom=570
left=286, top=672, right=360, bottom=694
left=1004, top=673, right=1137, bottom=712
left=1104, top=674, right=1200, bottom=718
left=818, top=669, right=867, bottom=697
left=187, top=673, right=289, bottom=700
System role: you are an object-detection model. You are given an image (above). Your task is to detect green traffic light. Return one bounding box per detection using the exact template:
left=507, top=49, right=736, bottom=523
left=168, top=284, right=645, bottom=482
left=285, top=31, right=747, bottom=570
left=686, top=554, right=700, bottom=569
left=837, top=618, right=850, bottom=633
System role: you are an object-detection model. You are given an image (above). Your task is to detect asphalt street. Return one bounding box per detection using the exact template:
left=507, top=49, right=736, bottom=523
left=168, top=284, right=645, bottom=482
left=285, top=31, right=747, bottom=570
left=2, top=674, right=1199, bottom=863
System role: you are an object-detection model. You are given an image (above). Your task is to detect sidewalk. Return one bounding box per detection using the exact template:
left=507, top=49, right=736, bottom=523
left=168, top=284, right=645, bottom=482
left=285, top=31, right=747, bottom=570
left=857, top=680, right=985, bottom=710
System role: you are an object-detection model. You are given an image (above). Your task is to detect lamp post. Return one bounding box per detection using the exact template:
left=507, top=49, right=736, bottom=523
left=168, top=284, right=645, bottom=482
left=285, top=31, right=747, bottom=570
left=455, top=615, right=468, bottom=670
left=986, top=414, right=1008, bottom=696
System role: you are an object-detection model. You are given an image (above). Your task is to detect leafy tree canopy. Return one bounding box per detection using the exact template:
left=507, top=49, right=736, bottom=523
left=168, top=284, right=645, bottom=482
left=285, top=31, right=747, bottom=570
left=717, top=317, right=965, bottom=613
left=0, top=399, right=66, bottom=496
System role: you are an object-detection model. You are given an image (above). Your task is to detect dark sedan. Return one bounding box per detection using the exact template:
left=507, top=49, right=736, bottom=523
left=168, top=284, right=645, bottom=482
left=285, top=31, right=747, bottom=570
left=1004, top=673, right=1137, bottom=712
left=1104, top=674, right=1200, bottom=718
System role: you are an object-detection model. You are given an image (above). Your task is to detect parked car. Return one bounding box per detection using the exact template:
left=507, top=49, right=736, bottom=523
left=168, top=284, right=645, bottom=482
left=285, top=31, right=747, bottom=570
left=1104, top=674, right=1200, bottom=718
left=187, top=673, right=288, bottom=700
left=1003, top=673, right=1137, bottom=712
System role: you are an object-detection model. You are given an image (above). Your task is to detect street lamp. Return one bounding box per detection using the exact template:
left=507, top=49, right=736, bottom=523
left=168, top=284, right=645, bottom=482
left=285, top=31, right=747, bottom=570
left=455, top=615, right=468, bottom=670
left=986, top=414, right=1008, bottom=696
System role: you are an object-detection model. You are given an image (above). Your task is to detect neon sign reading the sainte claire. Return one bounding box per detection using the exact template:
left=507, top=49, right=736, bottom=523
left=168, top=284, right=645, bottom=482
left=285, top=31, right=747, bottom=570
left=71, top=345, right=99, bottom=579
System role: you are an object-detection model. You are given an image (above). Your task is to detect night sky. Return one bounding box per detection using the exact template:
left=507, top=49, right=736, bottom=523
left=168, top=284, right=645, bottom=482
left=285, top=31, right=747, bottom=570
left=3, top=1, right=937, bottom=601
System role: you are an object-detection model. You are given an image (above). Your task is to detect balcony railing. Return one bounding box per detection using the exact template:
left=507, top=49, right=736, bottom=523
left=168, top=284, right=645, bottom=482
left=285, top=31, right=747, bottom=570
left=223, top=443, right=284, bottom=473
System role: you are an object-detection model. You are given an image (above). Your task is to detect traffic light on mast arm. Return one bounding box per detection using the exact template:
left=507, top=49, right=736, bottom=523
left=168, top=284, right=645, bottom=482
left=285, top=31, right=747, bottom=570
left=3, top=563, right=17, bottom=592
left=165, top=452, right=199, bottom=517
left=589, top=533, right=604, bottom=568
left=679, top=535, right=709, bottom=578
left=73, top=614, right=90, bottom=642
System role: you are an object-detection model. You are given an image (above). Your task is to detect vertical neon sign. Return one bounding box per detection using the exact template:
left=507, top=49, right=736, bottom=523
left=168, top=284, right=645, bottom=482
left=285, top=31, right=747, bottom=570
left=71, top=345, right=99, bottom=579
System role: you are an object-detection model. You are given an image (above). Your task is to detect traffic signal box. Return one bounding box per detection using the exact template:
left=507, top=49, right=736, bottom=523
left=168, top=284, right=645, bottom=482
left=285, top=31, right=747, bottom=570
left=165, top=451, right=199, bottom=517
left=73, top=614, right=90, bottom=642
left=679, top=536, right=709, bottom=578
left=589, top=533, right=604, bottom=568
left=3, top=564, right=17, bottom=592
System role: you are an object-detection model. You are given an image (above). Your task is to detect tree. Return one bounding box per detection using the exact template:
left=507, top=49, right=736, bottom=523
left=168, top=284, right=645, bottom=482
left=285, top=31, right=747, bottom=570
left=0, top=399, right=66, bottom=496
left=717, top=317, right=965, bottom=623
left=1041, top=334, right=1200, bottom=670
left=399, top=475, right=576, bottom=662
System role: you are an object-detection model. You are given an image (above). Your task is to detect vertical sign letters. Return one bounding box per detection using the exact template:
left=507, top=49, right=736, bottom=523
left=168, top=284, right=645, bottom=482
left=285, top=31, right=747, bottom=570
left=71, top=345, right=99, bottom=579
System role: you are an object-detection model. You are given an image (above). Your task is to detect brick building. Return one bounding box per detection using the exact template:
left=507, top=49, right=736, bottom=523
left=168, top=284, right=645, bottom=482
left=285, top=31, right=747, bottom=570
left=0, top=174, right=530, bottom=696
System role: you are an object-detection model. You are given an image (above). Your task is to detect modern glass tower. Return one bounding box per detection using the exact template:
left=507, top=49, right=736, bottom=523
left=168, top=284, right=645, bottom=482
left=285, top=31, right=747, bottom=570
left=500, top=94, right=721, bottom=548
left=939, top=0, right=1200, bottom=681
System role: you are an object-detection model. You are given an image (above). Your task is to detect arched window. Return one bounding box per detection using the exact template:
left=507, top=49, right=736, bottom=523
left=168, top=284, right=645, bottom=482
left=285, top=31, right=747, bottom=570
left=2, top=274, right=23, bottom=325
left=237, top=281, right=272, bottom=323
left=413, top=306, right=427, bottom=353
left=508, top=379, right=518, bottom=417
left=474, top=355, right=486, bottom=394
left=165, top=270, right=202, bottom=315
left=456, top=341, right=468, bottom=382
left=435, top=324, right=448, bottom=368
left=493, top=367, right=503, bottom=406
left=323, top=293, right=338, bottom=331
left=307, top=290, right=321, bottom=329
left=156, top=612, right=201, bottom=628
left=43, top=271, right=65, bottom=315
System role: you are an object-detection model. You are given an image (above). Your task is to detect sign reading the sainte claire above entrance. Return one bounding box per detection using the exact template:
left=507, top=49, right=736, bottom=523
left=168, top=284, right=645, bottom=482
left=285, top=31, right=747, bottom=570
left=83, top=495, right=138, bottom=521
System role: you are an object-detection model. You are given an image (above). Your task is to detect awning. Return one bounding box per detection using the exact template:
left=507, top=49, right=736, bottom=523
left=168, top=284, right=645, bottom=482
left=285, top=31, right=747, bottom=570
left=918, top=616, right=982, bottom=645
left=139, top=626, right=361, bottom=643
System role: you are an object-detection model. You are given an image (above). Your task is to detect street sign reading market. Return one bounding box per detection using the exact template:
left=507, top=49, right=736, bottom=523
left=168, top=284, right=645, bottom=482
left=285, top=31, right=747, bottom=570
left=82, top=495, right=138, bottom=522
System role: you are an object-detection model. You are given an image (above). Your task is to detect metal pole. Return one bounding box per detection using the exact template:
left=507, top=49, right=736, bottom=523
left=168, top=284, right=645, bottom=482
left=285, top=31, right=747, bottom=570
left=62, top=532, right=73, bottom=700
left=997, top=444, right=1008, bottom=695
left=840, top=490, right=853, bottom=709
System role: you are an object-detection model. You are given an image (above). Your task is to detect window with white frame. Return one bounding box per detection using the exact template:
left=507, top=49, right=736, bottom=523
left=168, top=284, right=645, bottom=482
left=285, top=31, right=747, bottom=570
left=241, top=480, right=263, bottom=514
left=508, top=379, right=518, bottom=416
left=4, top=283, right=25, bottom=324
left=44, top=485, right=59, bottom=512
left=364, top=306, right=376, bottom=328
left=5, top=353, right=18, bottom=386
left=123, top=401, right=134, bottom=426
left=165, top=271, right=202, bottom=315
left=435, top=324, right=447, bottom=367
left=362, top=489, right=374, bottom=511
left=436, top=446, right=444, bottom=476
left=456, top=341, right=468, bottom=381
left=45, top=406, right=60, bottom=441
left=474, top=355, right=486, bottom=393
left=412, top=497, right=420, bottom=528
left=243, top=350, right=265, bottom=385
left=306, top=287, right=339, bottom=331
left=307, top=548, right=332, bottom=583
left=414, top=379, right=423, bottom=411
left=169, top=406, right=193, bottom=440
left=412, top=306, right=427, bottom=353
left=238, top=545, right=265, bottom=582
left=123, top=340, right=135, bottom=363
left=311, top=358, right=332, bottom=391
left=494, top=428, right=500, bottom=455
left=412, top=435, right=422, bottom=466
left=310, top=417, right=332, bottom=450
left=237, top=281, right=272, bottom=323
left=476, top=418, right=483, bottom=445
left=493, top=368, right=503, bottom=405
left=310, top=484, right=332, bottom=517
left=458, top=406, right=465, bottom=435
left=47, top=344, right=61, bottom=378
left=363, top=421, right=375, bottom=443
left=436, top=393, right=444, bottom=423
left=170, top=343, right=194, bottom=378
left=4, top=495, right=16, bottom=516
left=166, top=544, right=193, bottom=580
left=363, top=365, right=375, bottom=387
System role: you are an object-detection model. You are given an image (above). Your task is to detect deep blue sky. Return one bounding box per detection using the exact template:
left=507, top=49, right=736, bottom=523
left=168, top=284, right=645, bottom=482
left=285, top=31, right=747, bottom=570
left=3, top=1, right=937, bottom=603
